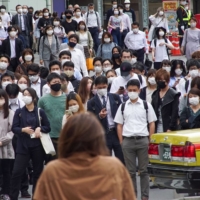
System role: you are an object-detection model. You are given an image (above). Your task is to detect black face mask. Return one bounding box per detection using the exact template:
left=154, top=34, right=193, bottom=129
left=68, top=42, right=76, bottom=48
left=66, top=15, right=72, bottom=19
left=113, top=53, right=120, bottom=59
left=157, top=81, right=166, bottom=89
left=50, top=83, right=61, bottom=92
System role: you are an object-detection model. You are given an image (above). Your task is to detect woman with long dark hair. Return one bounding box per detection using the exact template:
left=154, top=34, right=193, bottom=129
left=111, top=46, right=122, bottom=70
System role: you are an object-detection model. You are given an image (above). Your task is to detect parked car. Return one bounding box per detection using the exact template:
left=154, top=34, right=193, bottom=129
left=148, top=129, right=200, bottom=194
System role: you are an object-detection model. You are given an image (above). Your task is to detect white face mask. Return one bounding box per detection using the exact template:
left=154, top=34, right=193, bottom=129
left=131, top=58, right=137, bottom=65
left=0, top=62, right=8, bottom=70
left=76, top=12, right=81, bottom=17
left=181, top=1, right=187, bottom=5
left=103, top=66, right=112, bottom=73
left=89, top=9, right=94, bottom=13
left=52, top=70, right=61, bottom=75
left=119, top=9, right=123, bottom=14
left=69, top=105, right=79, bottom=113
left=62, top=15, right=65, bottom=18
left=29, top=75, right=39, bottom=82
left=44, top=13, right=49, bottom=17
left=53, top=21, right=60, bottom=26
left=113, top=5, right=117, bottom=8
left=23, top=8, right=28, bottom=13
left=189, top=97, right=199, bottom=106
left=24, top=55, right=32, bottom=61
left=1, top=9, right=5, bottom=13
left=159, top=11, right=164, bottom=16
left=61, top=59, right=70, bottom=66
left=133, top=28, right=139, bottom=34
left=185, top=6, right=189, bottom=10
left=128, top=92, right=139, bottom=100
left=125, top=4, right=130, bottom=8
left=39, top=16, right=43, bottom=18
left=47, top=30, right=53, bottom=35
left=2, top=81, right=12, bottom=90
left=163, top=66, right=171, bottom=73
left=108, top=77, right=116, bottom=84
left=148, top=77, right=156, bottom=85
left=18, top=8, right=22, bottom=13
left=104, top=38, right=110, bottom=43
left=80, top=25, right=85, bottom=30
left=0, top=99, right=5, bottom=106
left=114, top=11, right=119, bottom=15
left=189, top=69, right=199, bottom=78
left=175, top=69, right=183, bottom=76
left=10, top=31, right=17, bottom=37
left=9, top=98, right=18, bottom=105
left=18, top=83, right=28, bottom=91
left=94, top=66, right=102, bottom=73
left=22, top=96, right=32, bottom=105
left=159, top=31, right=164, bottom=36
left=97, top=88, right=107, bottom=97
left=190, top=22, right=196, bottom=28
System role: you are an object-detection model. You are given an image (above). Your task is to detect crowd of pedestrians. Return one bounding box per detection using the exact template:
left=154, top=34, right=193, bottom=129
left=0, top=0, right=200, bottom=200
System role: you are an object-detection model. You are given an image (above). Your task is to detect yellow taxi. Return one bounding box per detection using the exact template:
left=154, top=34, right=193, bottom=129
left=148, top=129, right=200, bottom=193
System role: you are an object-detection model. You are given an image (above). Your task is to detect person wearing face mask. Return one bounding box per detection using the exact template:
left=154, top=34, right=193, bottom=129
left=38, top=73, right=66, bottom=160
left=123, top=0, right=136, bottom=24
left=76, top=21, right=93, bottom=59
left=181, top=17, right=200, bottom=60
left=27, top=64, right=47, bottom=98
left=108, top=8, right=123, bottom=46
left=85, top=3, right=101, bottom=53
left=124, top=22, right=149, bottom=64
left=106, top=69, right=117, bottom=92
left=114, top=79, right=157, bottom=200
left=0, top=55, right=13, bottom=79
left=10, top=87, right=50, bottom=200
left=180, top=88, right=200, bottom=129
left=0, top=5, right=10, bottom=28
left=62, top=92, right=84, bottom=127
left=88, top=76, right=124, bottom=164
left=72, top=7, right=85, bottom=23
left=112, top=46, right=122, bottom=70
left=151, top=28, right=174, bottom=70
left=17, top=75, right=30, bottom=92
left=63, top=61, right=80, bottom=93
left=161, top=59, right=172, bottom=74
left=15, top=48, right=34, bottom=78
left=60, top=11, right=66, bottom=22
left=106, top=0, right=118, bottom=24
left=39, top=25, right=60, bottom=68
left=1, top=26, right=24, bottom=72
left=102, top=59, right=114, bottom=75
left=97, top=32, right=117, bottom=59
left=169, top=60, right=186, bottom=89
left=0, top=89, right=14, bottom=200
left=61, top=10, right=78, bottom=35
left=53, top=18, right=66, bottom=43
left=148, top=7, right=169, bottom=42
left=152, top=69, right=180, bottom=134
left=91, top=57, right=103, bottom=81
left=0, top=72, right=14, bottom=91
left=178, top=59, right=200, bottom=97
left=0, top=16, right=8, bottom=48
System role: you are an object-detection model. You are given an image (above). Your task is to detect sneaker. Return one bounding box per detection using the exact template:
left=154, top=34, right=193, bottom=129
left=1, top=194, right=10, bottom=200
left=21, top=191, right=31, bottom=198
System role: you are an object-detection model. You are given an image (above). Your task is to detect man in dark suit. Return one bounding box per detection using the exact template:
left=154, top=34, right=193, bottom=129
left=12, top=4, right=30, bottom=48
left=87, top=76, right=124, bottom=163
left=1, top=26, right=24, bottom=72
left=106, top=0, right=117, bottom=25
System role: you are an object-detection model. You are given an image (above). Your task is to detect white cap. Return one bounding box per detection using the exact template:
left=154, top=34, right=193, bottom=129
left=124, top=0, right=130, bottom=3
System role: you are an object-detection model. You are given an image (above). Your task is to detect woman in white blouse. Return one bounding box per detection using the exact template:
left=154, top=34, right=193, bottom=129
left=53, top=18, right=66, bottom=43
left=148, top=7, right=169, bottom=42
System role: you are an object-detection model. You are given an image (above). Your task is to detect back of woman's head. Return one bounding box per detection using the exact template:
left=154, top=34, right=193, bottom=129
left=58, top=112, right=109, bottom=158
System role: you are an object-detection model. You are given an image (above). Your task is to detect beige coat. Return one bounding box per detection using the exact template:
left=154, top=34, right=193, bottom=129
left=34, top=153, right=136, bottom=200
left=0, top=109, right=14, bottom=159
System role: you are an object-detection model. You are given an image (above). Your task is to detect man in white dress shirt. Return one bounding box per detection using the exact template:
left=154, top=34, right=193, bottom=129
left=124, top=21, right=148, bottom=63
left=114, top=79, right=157, bottom=200
left=0, top=5, right=10, bottom=28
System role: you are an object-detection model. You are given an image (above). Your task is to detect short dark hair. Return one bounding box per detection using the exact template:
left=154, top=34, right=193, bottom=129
left=63, top=61, right=74, bottom=68
left=39, top=66, right=49, bottom=79
left=65, top=9, right=73, bottom=15
left=16, top=4, right=21, bottom=10
left=0, top=54, right=10, bottom=63
left=88, top=3, right=94, bottom=7
left=94, top=76, right=108, bottom=85
left=102, top=59, right=113, bottom=65
left=112, top=0, right=117, bottom=3
left=105, top=69, right=117, bottom=76
left=1, top=5, right=6, bottom=10
left=27, top=64, right=40, bottom=73
left=59, top=50, right=72, bottom=59
left=0, top=89, right=9, bottom=118
left=93, top=57, right=103, bottom=65
left=6, top=84, right=20, bottom=97
left=68, top=34, right=79, bottom=43
left=188, top=88, right=200, bottom=97
left=133, top=62, right=145, bottom=72
left=1, top=72, right=14, bottom=81
left=47, top=73, right=62, bottom=83
left=130, top=50, right=138, bottom=58
left=187, top=59, right=200, bottom=71
left=49, top=60, right=61, bottom=71
left=121, top=49, right=133, bottom=57
left=22, top=48, right=34, bottom=62
left=7, top=26, right=17, bottom=33
left=132, top=21, right=139, bottom=27
left=28, top=7, right=34, bottom=10
left=191, top=77, right=200, bottom=89
left=117, top=4, right=124, bottom=9
left=43, top=8, right=49, bottom=13
left=126, top=79, right=140, bottom=89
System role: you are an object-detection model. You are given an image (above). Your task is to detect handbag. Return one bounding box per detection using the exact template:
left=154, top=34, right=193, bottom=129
left=38, top=108, right=56, bottom=156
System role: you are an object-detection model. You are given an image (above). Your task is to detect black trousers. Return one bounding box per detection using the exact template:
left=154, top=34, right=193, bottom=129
left=45, top=138, right=58, bottom=164
left=106, top=129, right=125, bottom=164
left=88, top=27, right=99, bottom=53
left=8, top=58, right=19, bottom=72
left=10, top=145, right=45, bottom=200
left=0, top=159, right=12, bottom=195
left=121, top=29, right=128, bottom=48
left=135, top=48, right=145, bottom=64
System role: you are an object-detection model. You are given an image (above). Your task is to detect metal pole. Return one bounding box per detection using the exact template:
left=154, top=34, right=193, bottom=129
left=138, top=0, right=149, bottom=29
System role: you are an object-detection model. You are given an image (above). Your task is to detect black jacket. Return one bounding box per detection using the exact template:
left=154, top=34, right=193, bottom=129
left=1, top=37, right=24, bottom=60
left=151, top=88, right=180, bottom=132
left=69, top=76, right=80, bottom=93
left=139, top=86, right=147, bottom=101
left=40, top=79, right=47, bottom=97
left=106, top=8, right=114, bottom=24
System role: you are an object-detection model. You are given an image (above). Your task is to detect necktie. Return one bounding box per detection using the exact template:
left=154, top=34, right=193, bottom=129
left=19, top=15, right=22, bottom=30
left=102, top=95, right=106, bottom=108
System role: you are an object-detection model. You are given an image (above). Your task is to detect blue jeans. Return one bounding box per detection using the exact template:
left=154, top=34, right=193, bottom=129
left=111, top=28, right=121, bottom=46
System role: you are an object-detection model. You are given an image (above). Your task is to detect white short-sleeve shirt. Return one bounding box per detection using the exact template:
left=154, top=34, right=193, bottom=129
left=114, top=98, right=157, bottom=137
